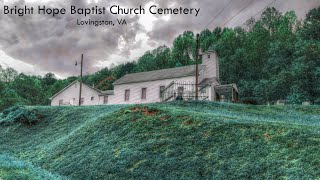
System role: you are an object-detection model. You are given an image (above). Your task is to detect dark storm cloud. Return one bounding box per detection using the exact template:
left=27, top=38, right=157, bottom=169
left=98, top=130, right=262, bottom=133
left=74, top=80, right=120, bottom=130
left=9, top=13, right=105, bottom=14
left=0, top=0, right=145, bottom=76
left=0, top=0, right=318, bottom=76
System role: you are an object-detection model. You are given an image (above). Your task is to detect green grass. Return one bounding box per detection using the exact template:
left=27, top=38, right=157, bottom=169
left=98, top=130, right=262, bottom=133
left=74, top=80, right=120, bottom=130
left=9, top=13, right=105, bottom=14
left=0, top=154, right=63, bottom=180
left=0, top=102, right=319, bottom=179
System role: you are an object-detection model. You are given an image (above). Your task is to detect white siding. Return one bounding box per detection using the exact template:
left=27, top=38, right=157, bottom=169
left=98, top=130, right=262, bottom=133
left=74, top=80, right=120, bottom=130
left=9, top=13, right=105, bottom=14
left=51, top=82, right=101, bottom=106
left=51, top=51, right=222, bottom=106
left=202, top=51, right=220, bottom=101
left=108, top=76, right=195, bottom=104
left=99, top=96, right=105, bottom=105
left=202, top=51, right=219, bottom=79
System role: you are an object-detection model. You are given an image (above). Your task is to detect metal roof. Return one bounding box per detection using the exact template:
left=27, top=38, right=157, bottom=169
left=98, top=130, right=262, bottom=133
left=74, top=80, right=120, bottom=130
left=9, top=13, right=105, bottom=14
left=100, top=90, right=114, bottom=95
left=113, top=65, right=205, bottom=85
left=214, top=84, right=239, bottom=94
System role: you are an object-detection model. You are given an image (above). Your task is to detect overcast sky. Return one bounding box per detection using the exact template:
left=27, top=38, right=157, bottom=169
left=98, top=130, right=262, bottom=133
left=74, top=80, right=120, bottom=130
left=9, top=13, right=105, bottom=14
left=0, top=0, right=319, bottom=78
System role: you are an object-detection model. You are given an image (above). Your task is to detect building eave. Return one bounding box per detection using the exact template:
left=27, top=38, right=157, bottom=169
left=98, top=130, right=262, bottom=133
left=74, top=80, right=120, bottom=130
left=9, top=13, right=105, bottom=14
left=113, top=74, right=195, bottom=86
left=113, top=65, right=206, bottom=85
left=50, top=81, right=102, bottom=100
left=50, top=80, right=78, bottom=100
left=215, top=83, right=239, bottom=93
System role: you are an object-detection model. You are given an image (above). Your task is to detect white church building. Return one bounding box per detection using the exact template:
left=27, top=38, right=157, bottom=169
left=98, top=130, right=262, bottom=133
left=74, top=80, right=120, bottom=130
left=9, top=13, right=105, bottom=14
left=50, top=51, right=239, bottom=106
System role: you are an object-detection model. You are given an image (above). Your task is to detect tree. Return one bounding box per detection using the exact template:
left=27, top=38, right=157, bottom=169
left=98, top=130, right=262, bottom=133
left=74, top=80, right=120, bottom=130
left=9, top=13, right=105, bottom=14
left=0, top=67, right=18, bottom=82
left=260, top=7, right=282, bottom=35
left=135, top=51, right=156, bottom=72
left=301, top=6, right=320, bottom=41
left=153, top=45, right=171, bottom=69
left=111, top=62, right=136, bottom=80
left=0, top=88, right=28, bottom=111
left=43, top=73, right=57, bottom=86
left=9, top=74, right=46, bottom=105
left=97, top=76, right=115, bottom=91
left=199, top=29, right=213, bottom=53
left=171, top=31, right=196, bottom=66
left=0, top=80, right=4, bottom=92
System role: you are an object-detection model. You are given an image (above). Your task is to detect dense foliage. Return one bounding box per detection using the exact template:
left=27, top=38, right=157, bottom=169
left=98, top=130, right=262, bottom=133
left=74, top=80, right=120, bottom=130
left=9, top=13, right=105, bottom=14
left=0, top=102, right=319, bottom=179
left=0, top=7, right=319, bottom=110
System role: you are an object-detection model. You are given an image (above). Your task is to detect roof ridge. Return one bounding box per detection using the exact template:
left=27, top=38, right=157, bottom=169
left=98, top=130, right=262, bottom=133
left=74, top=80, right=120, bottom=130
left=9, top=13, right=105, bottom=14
left=124, top=64, right=199, bottom=76
left=113, top=64, right=205, bottom=85
left=50, top=80, right=102, bottom=99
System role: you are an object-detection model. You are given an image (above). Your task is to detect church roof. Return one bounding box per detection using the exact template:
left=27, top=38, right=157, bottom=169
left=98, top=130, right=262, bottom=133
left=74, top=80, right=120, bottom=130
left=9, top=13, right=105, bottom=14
left=113, top=65, right=205, bottom=85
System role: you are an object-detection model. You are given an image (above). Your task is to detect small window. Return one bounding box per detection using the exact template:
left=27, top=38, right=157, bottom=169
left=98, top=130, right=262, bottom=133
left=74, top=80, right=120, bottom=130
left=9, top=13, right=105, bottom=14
left=125, top=89, right=130, bottom=101
left=59, top=99, right=63, bottom=106
left=141, top=88, right=147, bottom=100
left=91, top=96, right=94, bottom=101
left=160, top=86, right=165, bottom=98
left=208, top=54, right=210, bottom=58
left=80, top=98, right=84, bottom=105
left=75, top=83, right=77, bottom=88
left=104, top=96, right=108, bottom=104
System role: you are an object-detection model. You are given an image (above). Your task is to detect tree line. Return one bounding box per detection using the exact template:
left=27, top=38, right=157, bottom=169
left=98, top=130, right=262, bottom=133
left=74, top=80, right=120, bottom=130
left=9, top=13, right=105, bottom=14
left=0, top=7, right=319, bottom=110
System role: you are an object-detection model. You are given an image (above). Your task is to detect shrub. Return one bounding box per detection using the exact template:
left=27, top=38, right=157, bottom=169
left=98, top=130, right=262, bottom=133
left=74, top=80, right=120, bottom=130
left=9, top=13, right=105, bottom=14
left=286, top=92, right=309, bottom=105
left=240, top=97, right=260, bottom=105
left=0, top=106, right=43, bottom=125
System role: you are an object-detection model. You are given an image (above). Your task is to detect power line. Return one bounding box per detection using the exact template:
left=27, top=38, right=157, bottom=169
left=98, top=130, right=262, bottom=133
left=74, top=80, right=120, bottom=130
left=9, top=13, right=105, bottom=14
left=202, top=0, right=278, bottom=31
left=240, top=0, right=277, bottom=27
left=203, top=0, right=235, bottom=30
left=253, top=0, right=277, bottom=18
left=221, top=0, right=256, bottom=28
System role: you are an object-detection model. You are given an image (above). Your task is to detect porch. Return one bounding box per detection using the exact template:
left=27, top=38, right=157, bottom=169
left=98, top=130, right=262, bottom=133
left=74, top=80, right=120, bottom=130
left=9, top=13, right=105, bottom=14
left=160, top=81, right=239, bottom=103
left=160, top=81, right=210, bottom=102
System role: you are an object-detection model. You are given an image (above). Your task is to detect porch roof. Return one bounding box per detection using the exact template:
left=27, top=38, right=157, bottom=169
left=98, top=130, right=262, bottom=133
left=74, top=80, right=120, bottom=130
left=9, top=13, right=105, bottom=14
left=214, top=84, right=239, bottom=95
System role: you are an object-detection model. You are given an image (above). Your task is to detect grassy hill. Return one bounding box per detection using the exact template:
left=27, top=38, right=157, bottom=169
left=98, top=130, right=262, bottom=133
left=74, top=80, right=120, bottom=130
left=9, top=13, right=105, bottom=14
left=0, top=154, right=63, bottom=179
left=0, top=102, right=319, bottom=179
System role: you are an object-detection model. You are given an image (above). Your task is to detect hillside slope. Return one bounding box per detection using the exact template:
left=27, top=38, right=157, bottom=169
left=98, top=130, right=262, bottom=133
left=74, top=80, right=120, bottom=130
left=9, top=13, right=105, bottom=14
left=0, top=154, right=63, bottom=180
left=0, top=102, right=319, bottom=179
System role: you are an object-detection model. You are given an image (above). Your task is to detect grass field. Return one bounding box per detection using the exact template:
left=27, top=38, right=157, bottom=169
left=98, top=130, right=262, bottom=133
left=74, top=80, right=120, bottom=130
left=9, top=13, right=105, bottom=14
left=0, top=101, right=319, bottom=179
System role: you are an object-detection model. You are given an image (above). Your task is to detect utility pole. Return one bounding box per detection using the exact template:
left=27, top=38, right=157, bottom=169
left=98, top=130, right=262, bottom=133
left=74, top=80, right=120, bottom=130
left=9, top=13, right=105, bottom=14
left=195, top=34, right=199, bottom=101
left=76, top=54, right=83, bottom=106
